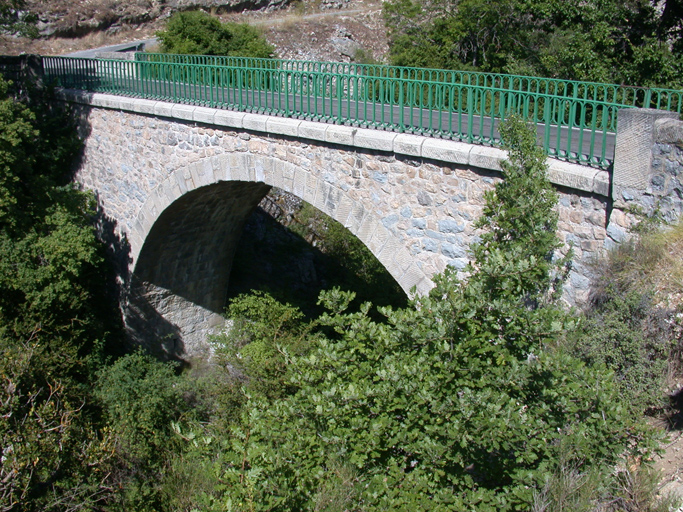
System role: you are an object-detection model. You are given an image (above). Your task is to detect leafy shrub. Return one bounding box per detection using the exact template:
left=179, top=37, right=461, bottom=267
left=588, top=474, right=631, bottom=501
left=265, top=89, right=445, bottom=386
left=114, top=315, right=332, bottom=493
left=156, top=11, right=275, bottom=58
left=203, top=117, right=656, bottom=511
left=571, top=221, right=683, bottom=413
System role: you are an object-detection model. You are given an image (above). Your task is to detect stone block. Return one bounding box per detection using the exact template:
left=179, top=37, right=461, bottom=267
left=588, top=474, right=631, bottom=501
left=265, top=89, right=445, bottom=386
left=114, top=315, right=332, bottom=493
left=354, top=129, right=395, bottom=152
left=230, top=153, right=250, bottom=181
left=154, top=101, right=174, bottom=118
left=313, top=180, right=330, bottom=213
left=368, top=225, right=391, bottom=254
left=593, top=170, right=610, bottom=197
left=469, top=145, right=505, bottom=171
left=326, top=125, right=355, bottom=146
left=356, top=215, right=379, bottom=245
left=613, top=108, right=678, bottom=199
left=394, top=133, right=424, bottom=157
left=547, top=160, right=598, bottom=194
left=298, top=121, right=328, bottom=141
left=243, top=113, right=268, bottom=132
left=193, top=106, right=216, bottom=125
left=252, top=155, right=274, bottom=183
left=93, top=94, right=122, bottom=110
left=401, top=263, right=432, bottom=296
left=422, top=139, right=470, bottom=165
left=266, top=117, right=301, bottom=137
left=131, top=98, right=158, bottom=115
left=214, top=109, right=245, bottom=129
left=292, top=168, right=308, bottom=198
left=171, top=103, right=196, bottom=121
left=303, top=174, right=319, bottom=205
left=117, top=96, right=137, bottom=112
left=345, top=203, right=366, bottom=234
left=394, top=247, right=414, bottom=273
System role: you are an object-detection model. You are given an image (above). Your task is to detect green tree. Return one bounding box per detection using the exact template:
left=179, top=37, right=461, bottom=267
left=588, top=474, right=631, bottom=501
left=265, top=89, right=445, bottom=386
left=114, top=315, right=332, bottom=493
left=197, top=117, right=654, bottom=511
left=0, top=76, right=121, bottom=511
left=383, top=0, right=683, bottom=87
left=156, top=11, right=275, bottom=58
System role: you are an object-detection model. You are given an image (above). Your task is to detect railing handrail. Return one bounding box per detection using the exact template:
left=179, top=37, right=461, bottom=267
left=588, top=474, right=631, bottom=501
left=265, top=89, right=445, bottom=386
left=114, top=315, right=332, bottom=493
left=135, top=52, right=683, bottom=112
left=41, top=55, right=683, bottom=170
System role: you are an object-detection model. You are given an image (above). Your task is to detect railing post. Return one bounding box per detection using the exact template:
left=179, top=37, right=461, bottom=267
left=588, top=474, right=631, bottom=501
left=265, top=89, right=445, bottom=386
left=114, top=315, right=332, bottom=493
left=612, top=108, right=679, bottom=209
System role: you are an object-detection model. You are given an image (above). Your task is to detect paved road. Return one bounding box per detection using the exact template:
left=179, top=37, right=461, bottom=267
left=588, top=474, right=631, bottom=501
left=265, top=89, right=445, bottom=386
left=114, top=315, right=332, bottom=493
left=65, top=38, right=158, bottom=58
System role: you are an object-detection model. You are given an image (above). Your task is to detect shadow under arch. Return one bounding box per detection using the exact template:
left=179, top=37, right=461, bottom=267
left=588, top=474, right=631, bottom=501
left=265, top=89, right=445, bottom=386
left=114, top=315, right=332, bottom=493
left=126, top=153, right=431, bottom=359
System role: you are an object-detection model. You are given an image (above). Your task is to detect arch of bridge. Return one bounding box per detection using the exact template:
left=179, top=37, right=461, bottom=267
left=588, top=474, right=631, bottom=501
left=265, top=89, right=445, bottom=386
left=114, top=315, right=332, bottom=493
left=130, top=151, right=431, bottom=297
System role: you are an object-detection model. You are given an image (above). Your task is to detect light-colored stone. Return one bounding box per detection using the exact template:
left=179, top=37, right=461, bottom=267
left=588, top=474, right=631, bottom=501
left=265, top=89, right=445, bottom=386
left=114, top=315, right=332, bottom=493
left=193, top=106, right=216, bottom=125
left=422, top=139, right=470, bottom=165
left=547, top=161, right=598, bottom=194
left=154, top=101, right=174, bottom=118
left=214, top=109, right=245, bottom=129
left=469, top=145, right=506, bottom=171
left=171, top=103, right=196, bottom=121
left=354, top=129, right=395, bottom=152
left=243, top=113, right=268, bottom=132
left=266, top=117, right=301, bottom=137
left=394, top=133, right=424, bottom=157
left=131, top=98, right=158, bottom=115
left=298, top=120, right=328, bottom=141
left=326, top=125, right=356, bottom=146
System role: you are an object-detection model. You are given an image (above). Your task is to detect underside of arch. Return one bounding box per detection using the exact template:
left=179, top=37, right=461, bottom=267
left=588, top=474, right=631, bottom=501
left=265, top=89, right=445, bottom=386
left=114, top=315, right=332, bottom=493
left=125, top=153, right=431, bottom=358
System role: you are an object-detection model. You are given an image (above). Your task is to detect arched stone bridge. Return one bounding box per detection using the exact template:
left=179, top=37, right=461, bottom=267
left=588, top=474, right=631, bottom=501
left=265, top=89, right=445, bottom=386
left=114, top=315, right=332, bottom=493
left=58, top=89, right=683, bottom=358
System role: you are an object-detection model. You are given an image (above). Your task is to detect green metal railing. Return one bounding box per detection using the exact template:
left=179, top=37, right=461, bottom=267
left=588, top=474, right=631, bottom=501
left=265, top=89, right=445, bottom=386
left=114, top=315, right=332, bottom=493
left=42, top=54, right=683, bottom=169
left=136, top=52, right=683, bottom=114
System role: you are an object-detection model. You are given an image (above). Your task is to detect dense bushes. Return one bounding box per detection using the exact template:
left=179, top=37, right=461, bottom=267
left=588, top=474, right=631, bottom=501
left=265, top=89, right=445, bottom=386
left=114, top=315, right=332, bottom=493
left=156, top=11, right=275, bottom=59
left=383, top=0, right=683, bottom=87
left=147, top=117, right=661, bottom=511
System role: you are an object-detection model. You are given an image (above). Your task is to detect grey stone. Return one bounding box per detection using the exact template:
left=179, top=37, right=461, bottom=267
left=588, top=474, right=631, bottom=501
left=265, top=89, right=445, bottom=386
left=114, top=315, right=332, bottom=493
left=425, top=229, right=445, bottom=241
left=423, top=239, right=439, bottom=252
left=417, top=190, right=432, bottom=206
left=447, top=259, right=468, bottom=270
left=412, top=218, right=426, bottom=229
left=606, top=223, right=628, bottom=243
left=442, top=243, right=466, bottom=259
left=438, top=219, right=465, bottom=233
left=382, top=214, right=399, bottom=228
left=401, top=206, right=412, bottom=218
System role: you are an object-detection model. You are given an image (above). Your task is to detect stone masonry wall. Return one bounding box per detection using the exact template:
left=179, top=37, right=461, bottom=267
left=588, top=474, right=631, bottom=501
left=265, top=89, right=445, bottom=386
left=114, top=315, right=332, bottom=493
left=64, top=93, right=622, bottom=356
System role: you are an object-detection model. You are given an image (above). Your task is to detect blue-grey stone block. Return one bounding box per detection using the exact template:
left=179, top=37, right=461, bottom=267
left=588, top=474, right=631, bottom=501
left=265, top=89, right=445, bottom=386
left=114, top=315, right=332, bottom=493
left=438, top=219, right=465, bottom=233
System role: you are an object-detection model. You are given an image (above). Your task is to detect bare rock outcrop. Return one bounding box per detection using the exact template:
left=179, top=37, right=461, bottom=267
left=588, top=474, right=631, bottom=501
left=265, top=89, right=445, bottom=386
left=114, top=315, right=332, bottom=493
left=27, top=0, right=291, bottom=38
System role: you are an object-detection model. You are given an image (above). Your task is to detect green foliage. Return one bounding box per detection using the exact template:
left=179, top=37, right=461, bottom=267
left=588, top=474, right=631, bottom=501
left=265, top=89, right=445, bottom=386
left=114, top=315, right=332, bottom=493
left=95, top=351, right=186, bottom=511
left=0, top=75, right=122, bottom=511
left=472, top=114, right=567, bottom=304
left=187, top=117, right=655, bottom=511
left=211, top=291, right=317, bottom=402
left=0, top=333, right=113, bottom=511
left=156, top=10, right=275, bottom=58
left=383, top=0, right=683, bottom=87
left=569, top=222, right=683, bottom=413
left=0, top=0, right=37, bottom=37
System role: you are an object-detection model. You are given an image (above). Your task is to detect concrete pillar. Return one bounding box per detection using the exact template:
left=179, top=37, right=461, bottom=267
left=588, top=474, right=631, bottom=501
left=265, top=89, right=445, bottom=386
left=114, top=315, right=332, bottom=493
left=612, top=108, right=679, bottom=208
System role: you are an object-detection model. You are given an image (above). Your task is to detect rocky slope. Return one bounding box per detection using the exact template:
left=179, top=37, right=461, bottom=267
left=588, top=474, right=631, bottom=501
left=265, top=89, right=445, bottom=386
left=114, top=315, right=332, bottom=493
left=1, top=0, right=387, bottom=63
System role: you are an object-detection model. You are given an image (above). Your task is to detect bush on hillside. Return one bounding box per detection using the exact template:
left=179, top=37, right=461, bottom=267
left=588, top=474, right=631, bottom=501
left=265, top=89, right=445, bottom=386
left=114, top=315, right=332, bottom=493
left=156, top=10, right=275, bottom=58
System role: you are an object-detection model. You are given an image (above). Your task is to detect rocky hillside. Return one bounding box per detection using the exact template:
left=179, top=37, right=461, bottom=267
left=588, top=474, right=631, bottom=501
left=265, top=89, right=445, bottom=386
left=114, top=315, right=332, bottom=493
left=0, top=0, right=388, bottom=62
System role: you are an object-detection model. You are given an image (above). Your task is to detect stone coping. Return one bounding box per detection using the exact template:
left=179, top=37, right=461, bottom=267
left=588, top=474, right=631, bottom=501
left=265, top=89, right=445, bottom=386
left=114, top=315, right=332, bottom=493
left=56, top=89, right=610, bottom=197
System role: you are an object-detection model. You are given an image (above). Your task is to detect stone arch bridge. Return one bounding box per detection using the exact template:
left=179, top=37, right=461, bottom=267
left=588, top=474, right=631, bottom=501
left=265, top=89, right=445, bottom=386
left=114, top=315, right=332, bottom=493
left=57, top=89, right=683, bottom=358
